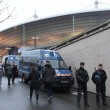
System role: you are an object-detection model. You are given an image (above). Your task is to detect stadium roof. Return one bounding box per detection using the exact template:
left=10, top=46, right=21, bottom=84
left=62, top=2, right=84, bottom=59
left=0, top=9, right=110, bottom=32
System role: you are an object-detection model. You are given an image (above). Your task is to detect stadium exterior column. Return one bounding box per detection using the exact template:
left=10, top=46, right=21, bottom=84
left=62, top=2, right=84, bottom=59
left=32, top=37, right=39, bottom=49
left=23, top=24, right=25, bottom=46
left=73, top=15, right=75, bottom=33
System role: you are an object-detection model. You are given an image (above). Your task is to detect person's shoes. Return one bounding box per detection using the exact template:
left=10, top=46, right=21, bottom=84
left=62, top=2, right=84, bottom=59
left=28, top=96, right=31, bottom=101
left=84, top=103, right=90, bottom=107
left=36, top=100, right=38, bottom=104
left=8, top=86, right=11, bottom=88
left=48, top=96, right=52, bottom=103
left=77, top=103, right=81, bottom=107
left=103, top=102, right=108, bottom=106
left=97, top=103, right=101, bottom=107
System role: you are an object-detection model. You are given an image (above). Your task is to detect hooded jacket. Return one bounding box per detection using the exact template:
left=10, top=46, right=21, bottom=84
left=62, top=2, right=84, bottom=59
left=42, top=64, right=56, bottom=84
left=27, top=67, right=41, bottom=88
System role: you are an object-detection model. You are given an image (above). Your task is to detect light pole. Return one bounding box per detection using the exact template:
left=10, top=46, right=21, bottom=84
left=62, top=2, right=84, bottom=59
left=32, top=37, right=39, bottom=49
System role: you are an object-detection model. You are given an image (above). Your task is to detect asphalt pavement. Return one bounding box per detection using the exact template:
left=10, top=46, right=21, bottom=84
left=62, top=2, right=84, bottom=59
left=0, top=76, right=110, bottom=110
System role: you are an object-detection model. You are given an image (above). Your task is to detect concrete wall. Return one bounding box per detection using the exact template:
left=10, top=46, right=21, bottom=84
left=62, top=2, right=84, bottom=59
left=57, top=28, right=110, bottom=96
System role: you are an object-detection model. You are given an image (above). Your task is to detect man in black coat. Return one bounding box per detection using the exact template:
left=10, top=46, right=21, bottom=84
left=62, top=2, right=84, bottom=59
left=92, top=64, right=108, bottom=106
left=42, top=61, right=56, bottom=103
left=12, top=62, right=17, bottom=84
left=75, top=62, right=89, bottom=107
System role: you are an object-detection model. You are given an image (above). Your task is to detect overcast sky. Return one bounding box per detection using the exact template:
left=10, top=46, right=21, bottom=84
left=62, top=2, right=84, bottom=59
left=0, top=0, right=110, bottom=31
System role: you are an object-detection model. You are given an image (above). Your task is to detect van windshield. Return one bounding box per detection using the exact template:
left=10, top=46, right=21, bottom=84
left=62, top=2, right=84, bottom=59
left=9, top=56, right=19, bottom=61
left=42, top=51, right=62, bottom=60
left=43, top=60, right=67, bottom=69
left=42, top=50, right=67, bottom=69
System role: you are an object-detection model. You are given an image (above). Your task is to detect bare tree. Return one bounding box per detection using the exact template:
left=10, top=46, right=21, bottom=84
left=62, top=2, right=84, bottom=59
left=0, top=0, right=16, bottom=23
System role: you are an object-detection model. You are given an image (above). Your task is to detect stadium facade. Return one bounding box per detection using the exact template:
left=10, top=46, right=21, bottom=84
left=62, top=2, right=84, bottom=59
left=0, top=10, right=110, bottom=55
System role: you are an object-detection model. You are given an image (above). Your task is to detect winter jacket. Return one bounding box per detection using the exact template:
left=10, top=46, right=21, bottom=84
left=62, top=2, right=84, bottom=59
left=6, top=65, right=12, bottom=77
left=12, top=65, right=17, bottom=75
left=75, top=67, right=89, bottom=83
left=27, top=68, right=41, bottom=89
left=42, top=64, right=56, bottom=84
left=92, top=69, right=107, bottom=85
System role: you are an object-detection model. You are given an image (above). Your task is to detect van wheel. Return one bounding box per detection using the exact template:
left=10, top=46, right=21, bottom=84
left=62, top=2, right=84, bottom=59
left=40, top=84, right=45, bottom=92
left=22, top=75, right=26, bottom=83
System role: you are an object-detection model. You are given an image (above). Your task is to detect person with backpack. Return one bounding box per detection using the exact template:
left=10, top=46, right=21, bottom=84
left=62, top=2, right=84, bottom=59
left=27, top=66, right=40, bottom=104
left=92, top=64, right=108, bottom=106
left=42, top=61, right=56, bottom=103
left=6, top=63, right=12, bottom=88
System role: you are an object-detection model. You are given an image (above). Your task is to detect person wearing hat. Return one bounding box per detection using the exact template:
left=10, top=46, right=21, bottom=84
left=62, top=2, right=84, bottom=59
left=75, top=62, right=89, bottom=107
left=92, top=64, right=108, bottom=106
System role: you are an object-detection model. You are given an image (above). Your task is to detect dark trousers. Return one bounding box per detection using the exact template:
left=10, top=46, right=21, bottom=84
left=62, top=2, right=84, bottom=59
left=7, top=75, right=12, bottom=86
left=77, top=83, right=88, bottom=104
left=30, top=86, right=39, bottom=101
left=45, top=83, right=52, bottom=98
left=12, top=75, right=16, bottom=83
left=96, top=83, right=106, bottom=103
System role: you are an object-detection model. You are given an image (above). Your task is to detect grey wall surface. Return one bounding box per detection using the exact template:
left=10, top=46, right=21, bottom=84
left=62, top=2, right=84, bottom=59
left=57, top=28, right=110, bottom=96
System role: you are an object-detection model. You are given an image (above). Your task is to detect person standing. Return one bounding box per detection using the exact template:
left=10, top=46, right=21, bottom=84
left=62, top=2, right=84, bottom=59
left=42, top=61, right=56, bottom=103
left=75, top=62, right=89, bottom=107
left=92, top=64, right=108, bottom=106
left=27, top=66, right=41, bottom=104
left=6, top=63, right=12, bottom=88
left=12, top=62, right=17, bottom=84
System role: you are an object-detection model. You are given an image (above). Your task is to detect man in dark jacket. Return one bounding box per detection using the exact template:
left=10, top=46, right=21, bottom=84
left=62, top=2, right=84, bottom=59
left=12, top=62, right=17, bottom=84
left=42, top=61, right=56, bottom=103
left=27, top=66, right=40, bottom=104
left=6, top=63, right=12, bottom=88
left=75, top=62, right=89, bottom=107
left=92, top=64, right=108, bottom=106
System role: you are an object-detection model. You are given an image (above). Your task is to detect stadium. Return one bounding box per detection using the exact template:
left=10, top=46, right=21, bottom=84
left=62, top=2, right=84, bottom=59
left=0, top=9, right=110, bottom=56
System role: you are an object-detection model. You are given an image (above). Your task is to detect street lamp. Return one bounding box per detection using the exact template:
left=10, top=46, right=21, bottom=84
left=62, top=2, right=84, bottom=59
left=32, top=37, right=39, bottom=49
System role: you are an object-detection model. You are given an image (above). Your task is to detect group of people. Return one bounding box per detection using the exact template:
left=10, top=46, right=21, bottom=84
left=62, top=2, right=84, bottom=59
left=27, top=61, right=56, bottom=104
left=20, top=60, right=109, bottom=106
left=0, top=60, right=55, bottom=104
left=75, top=62, right=108, bottom=107
left=0, top=60, right=108, bottom=107
left=4, top=62, right=18, bottom=87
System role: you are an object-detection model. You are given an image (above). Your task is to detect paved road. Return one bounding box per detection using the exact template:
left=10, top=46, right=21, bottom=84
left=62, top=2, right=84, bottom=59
left=0, top=77, right=110, bottom=110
